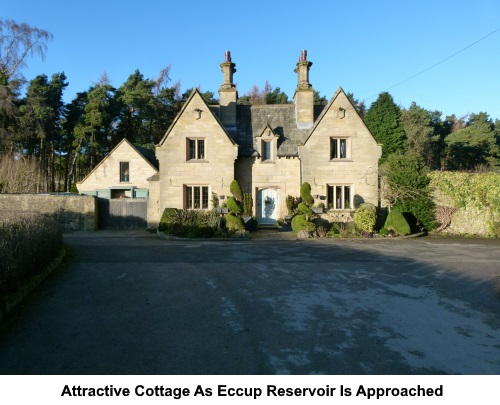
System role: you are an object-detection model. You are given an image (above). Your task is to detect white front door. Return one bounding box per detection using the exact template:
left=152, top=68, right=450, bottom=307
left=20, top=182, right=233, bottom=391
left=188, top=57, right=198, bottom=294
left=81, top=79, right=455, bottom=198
left=257, top=188, right=278, bottom=225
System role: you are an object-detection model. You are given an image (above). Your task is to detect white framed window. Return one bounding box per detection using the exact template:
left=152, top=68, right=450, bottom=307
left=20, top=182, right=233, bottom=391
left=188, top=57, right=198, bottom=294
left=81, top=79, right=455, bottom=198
left=187, top=138, right=205, bottom=160
left=185, top=185, right=209, bottom=209
left=330, top=137, right=350, bottom=160
left=327, top=184, right=352, bottom=209
left=119, top=161, right=129, bottom=182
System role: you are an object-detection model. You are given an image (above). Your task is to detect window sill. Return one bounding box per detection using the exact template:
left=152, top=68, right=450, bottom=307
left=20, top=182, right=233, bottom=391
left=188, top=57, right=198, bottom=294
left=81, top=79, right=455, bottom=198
left=261, top=160, right=275, bottom=164
left=329, top=159, right=353, bottom=162
left=186, top=159, right=209, bottom=163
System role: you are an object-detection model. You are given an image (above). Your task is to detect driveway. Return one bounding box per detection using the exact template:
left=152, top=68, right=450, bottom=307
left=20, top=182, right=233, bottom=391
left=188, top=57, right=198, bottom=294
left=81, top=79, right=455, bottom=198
left=0, top=231, right=499, bottom=374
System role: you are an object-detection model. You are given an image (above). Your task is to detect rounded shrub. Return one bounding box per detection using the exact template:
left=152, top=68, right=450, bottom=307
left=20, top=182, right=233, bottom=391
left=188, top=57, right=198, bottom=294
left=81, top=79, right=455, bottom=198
left=291, top=214, right=316, bottom=234
left=225, top=212, right=245, bottom=232
left=226, top=196, right=242, bottom=214
left=384, top=208, right=411, bottom=236
left=353, top=203, right=377, bottom=233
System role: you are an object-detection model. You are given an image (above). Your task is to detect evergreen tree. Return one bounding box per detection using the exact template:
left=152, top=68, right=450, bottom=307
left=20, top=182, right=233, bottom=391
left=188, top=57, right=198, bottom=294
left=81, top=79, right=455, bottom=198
left=346, top=92, right=366, bottom=118
left=443, top=112, right=499, bottom=170
left=401, top=102, right=441, bottom=168
left=17, top=72, right=68, bottom=191
left=364, top=92, right=407, bottom=163
left=116, top=70, right=155, bottom=144
left=265, top=87, right=289, bottom=104
left=313, top=90, right=328, bottom=105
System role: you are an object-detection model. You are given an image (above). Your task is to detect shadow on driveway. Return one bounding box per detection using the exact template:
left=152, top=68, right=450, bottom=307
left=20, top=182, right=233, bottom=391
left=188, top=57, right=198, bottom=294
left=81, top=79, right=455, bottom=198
left=0, top=231, right=499, bottom=374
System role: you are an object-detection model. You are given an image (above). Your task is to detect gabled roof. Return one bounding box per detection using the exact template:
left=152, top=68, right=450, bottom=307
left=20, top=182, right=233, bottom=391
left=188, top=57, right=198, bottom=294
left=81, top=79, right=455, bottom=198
left=131, top=143, right=159, bottom=170
left=157, top=88, right=237, bottom=147
left=301, top=86, right=375, bottom=146
left=76, top=138, right=158, bottom=185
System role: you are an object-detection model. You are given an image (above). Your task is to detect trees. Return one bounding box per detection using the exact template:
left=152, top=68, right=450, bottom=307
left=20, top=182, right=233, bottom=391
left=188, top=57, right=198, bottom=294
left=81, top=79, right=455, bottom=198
left=381, top=152, right=436, bottom=231
left=16, top=73, right=68, bottom=191
left=238, top=81, right=289, bottom=105
left=313, top=90, right=328, bottom=106
left=364, top=92, right=407, bottom=163
left=0, top=19, right=52, bottom=151
left=265, top=87, right=289, bottom=104
left=443, top=112, right=499, bottom=170
left=400, top=102, right=441, bottom=168
left=346, top=92, right=366, bottom=118
left=115, top=70, right=155, bottom=145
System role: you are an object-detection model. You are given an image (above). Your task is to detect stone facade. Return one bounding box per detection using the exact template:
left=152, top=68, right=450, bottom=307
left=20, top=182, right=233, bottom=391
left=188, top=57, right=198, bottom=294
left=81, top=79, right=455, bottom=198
left=77, top=51, right=382, bottom=228
left=77, top=138, right=158, bottom=199
left=298, top=88, right=382, bottom=209
left=154, top=90, right=239, bottom=221
left=0, top=194, right=97, bottom=231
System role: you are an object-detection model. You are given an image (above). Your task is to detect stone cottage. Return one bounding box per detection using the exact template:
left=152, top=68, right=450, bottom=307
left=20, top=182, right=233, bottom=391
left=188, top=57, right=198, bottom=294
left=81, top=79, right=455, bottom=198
left=147, top=50, right=382, bottom=227
left=77, top=138, right=158, bottom=199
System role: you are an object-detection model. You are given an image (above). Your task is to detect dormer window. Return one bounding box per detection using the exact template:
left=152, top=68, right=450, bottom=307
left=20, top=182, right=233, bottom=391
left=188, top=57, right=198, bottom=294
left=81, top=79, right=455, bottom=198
left=257, top=125, right=278, bottom=163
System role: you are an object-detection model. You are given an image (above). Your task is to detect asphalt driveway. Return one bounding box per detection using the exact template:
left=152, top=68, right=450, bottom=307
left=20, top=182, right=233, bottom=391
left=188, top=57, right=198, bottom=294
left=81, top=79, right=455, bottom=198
left=0, top=231, right=499, bottom=374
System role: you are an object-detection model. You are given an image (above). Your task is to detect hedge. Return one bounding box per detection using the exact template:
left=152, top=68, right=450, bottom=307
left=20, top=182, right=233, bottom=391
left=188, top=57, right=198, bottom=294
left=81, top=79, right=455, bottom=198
left=430, top=171, right=500, bottom=236
left=0, top=214, right=63, bottom=295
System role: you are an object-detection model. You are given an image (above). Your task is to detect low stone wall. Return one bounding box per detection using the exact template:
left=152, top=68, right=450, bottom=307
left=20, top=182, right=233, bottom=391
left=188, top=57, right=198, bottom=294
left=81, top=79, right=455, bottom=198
left=0, top=194, right=97, bottom=231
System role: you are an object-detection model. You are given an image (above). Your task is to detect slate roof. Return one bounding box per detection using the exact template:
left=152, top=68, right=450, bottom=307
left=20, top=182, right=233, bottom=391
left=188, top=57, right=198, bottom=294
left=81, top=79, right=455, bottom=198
left=230, top=104, right=325, bottom=157
left=131, top=143, right=159, bottom=170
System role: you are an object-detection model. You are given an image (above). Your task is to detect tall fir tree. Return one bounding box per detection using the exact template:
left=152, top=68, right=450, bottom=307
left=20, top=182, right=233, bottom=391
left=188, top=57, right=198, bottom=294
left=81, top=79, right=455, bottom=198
left=364, top=92, right=407, bottom=163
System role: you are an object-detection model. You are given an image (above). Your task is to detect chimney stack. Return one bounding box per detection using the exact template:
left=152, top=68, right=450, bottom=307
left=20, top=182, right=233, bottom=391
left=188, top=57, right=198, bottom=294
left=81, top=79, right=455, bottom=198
left=293, top=50, right=314, bottom=129
left=219, top=51, right=237, bottom=131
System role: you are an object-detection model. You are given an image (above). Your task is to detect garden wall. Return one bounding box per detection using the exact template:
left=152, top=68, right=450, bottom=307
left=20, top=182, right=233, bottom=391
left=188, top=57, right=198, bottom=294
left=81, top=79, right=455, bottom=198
left=0, top=194, right=97, bottom=231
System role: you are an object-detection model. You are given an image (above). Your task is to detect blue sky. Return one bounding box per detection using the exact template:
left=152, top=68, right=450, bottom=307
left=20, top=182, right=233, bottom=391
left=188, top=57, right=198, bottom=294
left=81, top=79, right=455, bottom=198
left=4, top=0, right=500, bottom=120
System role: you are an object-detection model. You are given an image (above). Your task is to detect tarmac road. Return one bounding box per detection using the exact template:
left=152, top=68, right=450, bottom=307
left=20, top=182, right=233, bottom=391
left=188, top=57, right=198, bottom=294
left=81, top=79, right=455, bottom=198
left=0, top=231, right=499, bottom=374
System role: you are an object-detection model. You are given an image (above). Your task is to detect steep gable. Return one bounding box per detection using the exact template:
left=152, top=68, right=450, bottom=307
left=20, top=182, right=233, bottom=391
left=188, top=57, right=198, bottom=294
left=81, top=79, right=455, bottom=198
left=77, top=138, right=158, bottom=193
left=158, top=88, right=236, bottom=147
left=302, top=87, right=378, bottom=147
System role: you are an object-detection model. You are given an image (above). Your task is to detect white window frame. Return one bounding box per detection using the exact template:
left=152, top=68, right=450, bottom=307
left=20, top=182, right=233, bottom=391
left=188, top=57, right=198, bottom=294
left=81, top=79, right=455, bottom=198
left=327, top=184, right=352, bottom=209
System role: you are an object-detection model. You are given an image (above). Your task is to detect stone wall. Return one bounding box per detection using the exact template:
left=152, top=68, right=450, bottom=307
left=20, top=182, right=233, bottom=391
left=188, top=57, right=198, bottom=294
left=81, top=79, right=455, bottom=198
left=0, top=194, right=97, bottom=231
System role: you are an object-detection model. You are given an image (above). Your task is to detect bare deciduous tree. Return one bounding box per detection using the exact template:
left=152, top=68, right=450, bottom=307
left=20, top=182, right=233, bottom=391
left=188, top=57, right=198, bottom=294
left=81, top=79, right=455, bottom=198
left=0, top=19, right=52, bottom=150
left=0, top=153, right=47, bottom=193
